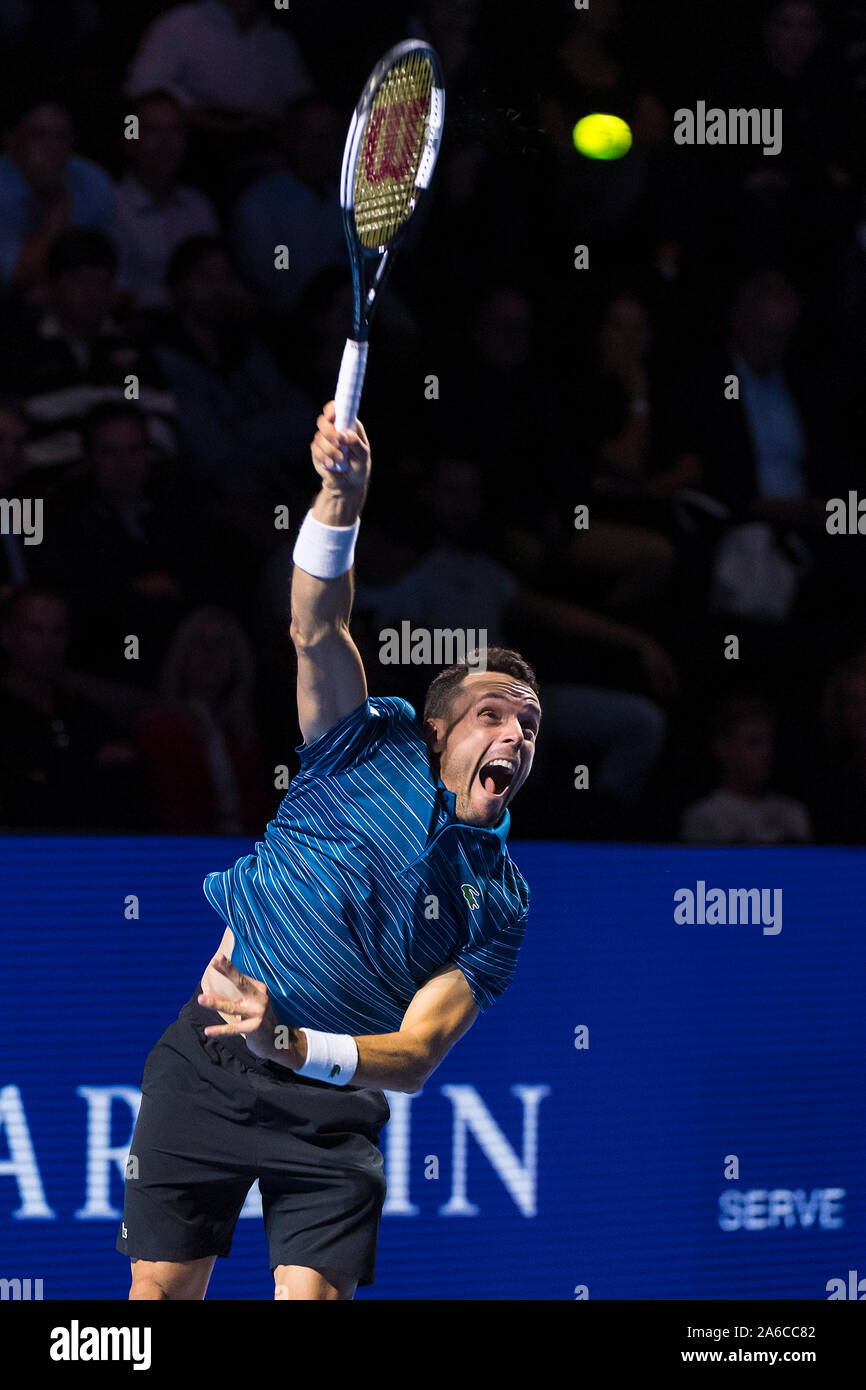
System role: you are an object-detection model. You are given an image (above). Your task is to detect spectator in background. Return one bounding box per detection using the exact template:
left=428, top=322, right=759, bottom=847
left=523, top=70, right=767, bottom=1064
left=152, top=235, right=309, bottom=510
left=0, top=228, right=177, bottom=483
left=0, top=587, right=146, bottom=828
left=680, top=695, right=811, bottom=844
left=682, top=269, right=839, bottom=523
left=49, top=402, right=208, bottom=686
left=834, top=186, right=866, bottom=378
left=711, top=0, right=855, bottom=276
left=568, top=291, right=694, bottom=621
left=0, top=2, right=98, bottom=63
left=116, top=90, right=219, bottom=310
left=230, top=95, right=345, bottom=316
left=815, top=647, right=866, bottom=842
left=409, top=0, right=483, bottom=84
left=126, top=0, right=312, bottom=204
left=136, top=605, right=275, bottom=834
left=584, top=293, right=700, bottom=503
left=537, top=0, right=672, bottom=262
left=436, top=286, right=562, bottom=510
left=541, top=0, right=642, bottom=163
left=127, top=0, right=311, bottom=123
left=681, top=268, right=865, bottom=628
left=724, top=269, right=813, bottom=523
left=279, top=267, right=422, bottom=465
left=0, top=93, right=114, bottom=299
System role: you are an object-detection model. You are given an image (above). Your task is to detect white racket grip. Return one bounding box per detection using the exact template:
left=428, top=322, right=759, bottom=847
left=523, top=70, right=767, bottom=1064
left=334, top=338, right=369, bottom=434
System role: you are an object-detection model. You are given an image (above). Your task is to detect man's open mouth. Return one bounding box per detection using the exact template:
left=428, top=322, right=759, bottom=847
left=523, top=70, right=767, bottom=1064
left=479, top=759, right=517, bottom=796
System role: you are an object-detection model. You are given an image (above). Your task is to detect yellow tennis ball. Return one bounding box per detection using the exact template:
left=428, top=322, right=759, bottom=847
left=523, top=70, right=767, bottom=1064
left=572, top=113, right=632, bottom=161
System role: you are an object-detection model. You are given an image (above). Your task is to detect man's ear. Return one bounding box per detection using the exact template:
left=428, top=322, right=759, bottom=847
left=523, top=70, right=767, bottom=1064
left=424, top=717, right=445, bottom=756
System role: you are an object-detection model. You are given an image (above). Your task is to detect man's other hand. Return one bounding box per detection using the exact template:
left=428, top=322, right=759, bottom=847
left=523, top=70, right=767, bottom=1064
left=198, top=954, right=305, bottom=1067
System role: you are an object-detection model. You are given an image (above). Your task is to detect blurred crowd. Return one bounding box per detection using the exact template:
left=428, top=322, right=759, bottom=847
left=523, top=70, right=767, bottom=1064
left=1, top=0, right=866, bottom=842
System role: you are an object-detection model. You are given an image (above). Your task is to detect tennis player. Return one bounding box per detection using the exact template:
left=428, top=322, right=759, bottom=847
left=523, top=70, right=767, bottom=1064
left=117, top=402, right=541, bottom=1300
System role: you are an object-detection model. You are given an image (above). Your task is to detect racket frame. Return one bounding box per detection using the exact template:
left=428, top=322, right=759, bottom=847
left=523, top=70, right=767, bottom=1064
left=332, top=39, right=444, bottom=441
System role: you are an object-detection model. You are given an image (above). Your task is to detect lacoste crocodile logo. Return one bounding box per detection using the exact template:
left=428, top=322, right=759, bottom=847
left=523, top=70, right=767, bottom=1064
left=460, top=884, right=480, bottom=911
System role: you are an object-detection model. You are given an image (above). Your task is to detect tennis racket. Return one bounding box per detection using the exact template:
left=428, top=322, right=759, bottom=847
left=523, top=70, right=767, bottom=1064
left=330, top=38, right=445, bottom=468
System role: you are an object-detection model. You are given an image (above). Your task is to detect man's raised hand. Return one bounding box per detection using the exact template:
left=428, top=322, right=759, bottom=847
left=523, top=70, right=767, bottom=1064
left=311, top=400, right=370, bottom=501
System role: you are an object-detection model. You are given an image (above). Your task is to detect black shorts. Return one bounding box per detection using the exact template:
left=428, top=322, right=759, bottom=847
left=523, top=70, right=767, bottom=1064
left=116, top=990, right=390, bottom=1287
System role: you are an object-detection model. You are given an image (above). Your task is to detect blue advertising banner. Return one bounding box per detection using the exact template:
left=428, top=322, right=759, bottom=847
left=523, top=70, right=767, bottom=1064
left=1, top=836, right=863, bottom=1301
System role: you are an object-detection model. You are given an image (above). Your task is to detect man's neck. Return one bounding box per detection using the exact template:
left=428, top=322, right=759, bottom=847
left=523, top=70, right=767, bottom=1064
left=720, top=778, right=765, bottom=802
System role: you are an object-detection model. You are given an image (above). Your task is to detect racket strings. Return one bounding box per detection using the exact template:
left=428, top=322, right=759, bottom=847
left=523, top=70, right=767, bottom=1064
left=354, top=51, right=433, bottom=248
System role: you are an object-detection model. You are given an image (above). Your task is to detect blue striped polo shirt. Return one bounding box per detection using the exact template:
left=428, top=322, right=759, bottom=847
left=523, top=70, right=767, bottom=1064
left=202, top=695, right=530, bottom=1035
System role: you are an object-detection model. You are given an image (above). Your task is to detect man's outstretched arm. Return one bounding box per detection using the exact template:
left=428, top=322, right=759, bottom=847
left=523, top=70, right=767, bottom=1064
left=349, top=961, right=481, bottom=1093
left=290, top=401, right=372, bottom=745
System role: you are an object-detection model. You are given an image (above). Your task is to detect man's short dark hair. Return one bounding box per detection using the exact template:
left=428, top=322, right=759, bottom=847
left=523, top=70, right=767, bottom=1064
left=730, top=267, right=799, bottom=321
left=1, top=89, right=73, bottom=134
left=423, top=647, right=539, bottom=725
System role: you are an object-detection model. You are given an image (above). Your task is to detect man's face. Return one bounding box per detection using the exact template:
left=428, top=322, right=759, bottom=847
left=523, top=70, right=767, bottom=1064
left=734, top=287, right=800, bottom=373
left=130, top=100, right=187, bottom=182
left=2, top=596, right=69, bottom=680
left=716, top=717, right=775, bottom=790
left=8, top=103, right=73, bottom=188
left=602, top=296, right=651, bottom=362
left=175, top=250, right=238, bottom=324
left=765, top=2, right=821, bottom=74
left=474, top=290, right=532, bottom=371
left=429, top=459, right=482, bottom=545
left=51, top=266, right=116, bottom=336
left=181, top=617, right=234, bottom=697
left=426, top=671, right=541, bottom=828
left=90, top=418, right=152, bottom=497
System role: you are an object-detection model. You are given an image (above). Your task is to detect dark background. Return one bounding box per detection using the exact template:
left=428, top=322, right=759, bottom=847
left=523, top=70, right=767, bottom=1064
left=1, top=0, right=866, bottom=844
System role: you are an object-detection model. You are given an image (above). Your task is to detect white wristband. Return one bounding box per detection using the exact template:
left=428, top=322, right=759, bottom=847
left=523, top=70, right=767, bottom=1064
left=297, top=1028, right=359, bottom=1085
left=292, top=510, right=360, bottom=580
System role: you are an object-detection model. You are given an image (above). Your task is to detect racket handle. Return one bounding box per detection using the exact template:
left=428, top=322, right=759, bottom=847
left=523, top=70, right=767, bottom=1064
left=333, top=338, right=369, bottom=438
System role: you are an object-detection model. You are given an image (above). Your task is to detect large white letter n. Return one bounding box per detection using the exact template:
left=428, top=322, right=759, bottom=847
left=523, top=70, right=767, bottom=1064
left=438, top=1085, right=550, bottom=1217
